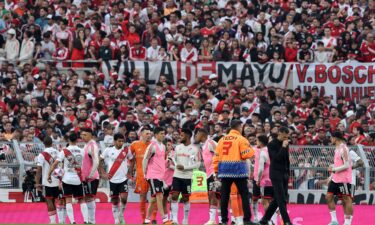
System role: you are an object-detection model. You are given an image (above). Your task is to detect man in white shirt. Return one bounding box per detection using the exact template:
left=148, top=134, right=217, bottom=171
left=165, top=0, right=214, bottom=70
left=100, top=133, right=134, bottom=224
left=206, top=87, right=219, bottom=111
left=170, top=129, right=200, bottom=225
left=35, top=137, right=62, bottom=224
left=47, top=133, right=88, bottom=224
left=349, top=150, right=364, bottom=194
left=147, top=38, right=160, bottom=61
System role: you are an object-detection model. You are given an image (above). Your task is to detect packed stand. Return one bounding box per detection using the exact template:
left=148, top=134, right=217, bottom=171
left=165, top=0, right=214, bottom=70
left=0, top=0, right=374, bottom=64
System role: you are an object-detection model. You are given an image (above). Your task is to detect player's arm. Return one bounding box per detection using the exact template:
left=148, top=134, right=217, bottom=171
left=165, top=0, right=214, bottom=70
left=129, top=143, right=136, bottom=177
left=127, top=148, right=135, bottom=178
left=47, top=160, right=61, bottom=182
left=239, top=138, right=255, bottom=159
left=267, top=141, right=285, bottom=162
left=332, top=148, right=350, bottom=173
left=35, top=154, right=44, bottom=191
left=88, top=144, right=100, bottom=179
left=257, top=151, right=267, bottom=183
left=142, top=144, right=156, bottom=177
left=98, top=150, right=107, bottom=179
left=212, top=140, right=222, bottom=177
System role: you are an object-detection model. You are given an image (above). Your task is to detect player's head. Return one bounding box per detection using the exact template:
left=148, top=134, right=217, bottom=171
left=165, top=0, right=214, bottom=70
left=180, top=128, right=193, bottom=144
left=230, top=119, right=243, bottom=133
left=331, top=131, right=344, bottom=144
left=165, top=138, right=174, bottom=151
left=69, top=132, right=78, bottom=143
left=114, top=133, right=125, bottom=148
left=256, top=134, right=268, bottom=147
left=140, top=126, right=153, bottom=142
left=154, top=127, right=165, bottom=142
left=80, top=127, right=93, bottom=142
left=277, top=126, right=290, bottom=141
left=43, top=136, right=53, bottom=147
left=195, top=128, right=209, bottom=143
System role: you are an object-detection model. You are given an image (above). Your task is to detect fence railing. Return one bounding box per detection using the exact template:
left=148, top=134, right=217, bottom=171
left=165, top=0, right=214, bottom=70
left=1, top=142, right=374, bottom=191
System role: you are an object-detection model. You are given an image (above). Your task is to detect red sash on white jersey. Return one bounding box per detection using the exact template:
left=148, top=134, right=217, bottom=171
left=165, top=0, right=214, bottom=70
left=41, top=152, right=54, bottom=165
left=108, top=147, right=129, bottom=179
left=248, top=102, right=259, bottom=115
left=326, top=37, right=335, bottom=48
left=63, top=148, right=83, bottom=182
left=186, top=50, right=195, bottom=61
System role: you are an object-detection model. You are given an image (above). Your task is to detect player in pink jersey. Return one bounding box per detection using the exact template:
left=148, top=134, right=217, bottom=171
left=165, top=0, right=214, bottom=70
left=80, top=128, right=100, bottom=224
left=142, top=127, right=173, bottom=225
left=163, top=139, right=175, bottom=221
left=252, top=134, right=276, bottom=223
left=194, top=128, right=220, bottom=225
left=327, top=131, right=353, bottom=225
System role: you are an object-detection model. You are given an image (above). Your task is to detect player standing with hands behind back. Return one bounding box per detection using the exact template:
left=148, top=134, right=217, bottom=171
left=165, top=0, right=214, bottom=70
left=212, top=120, right=257, bottom=225
left=259, top=126, right=292, bottom=225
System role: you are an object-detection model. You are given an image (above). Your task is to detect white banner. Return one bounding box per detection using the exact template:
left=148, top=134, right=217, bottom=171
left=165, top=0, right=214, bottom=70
left=111, top=61, right=290, bottom=88
left=292, top=63, right=375, bottom=103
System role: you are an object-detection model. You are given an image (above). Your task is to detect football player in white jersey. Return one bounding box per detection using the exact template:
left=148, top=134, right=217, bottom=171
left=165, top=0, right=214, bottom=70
left=36, top=137, right=61, bottom=224
left=99, top=133, right=134, bottom=224
left=48, top=133, right=88, bottom=224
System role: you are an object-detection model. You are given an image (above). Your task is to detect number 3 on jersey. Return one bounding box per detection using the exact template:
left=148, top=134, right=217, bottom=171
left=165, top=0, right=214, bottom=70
left=223, top=141, right=232, bottom=155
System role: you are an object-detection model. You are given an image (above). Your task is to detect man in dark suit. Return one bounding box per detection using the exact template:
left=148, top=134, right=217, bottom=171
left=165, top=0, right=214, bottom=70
left=259, top=126, right=292, bottom=225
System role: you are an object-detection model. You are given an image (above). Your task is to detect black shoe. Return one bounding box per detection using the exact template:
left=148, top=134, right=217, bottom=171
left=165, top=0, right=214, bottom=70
left=284, top=223, right=293, bottom=225
left=152, top=220, right=157, bottom=224
left=231, top=221, right=235, bottom=225
left=244, top=222, right=261, bottom=225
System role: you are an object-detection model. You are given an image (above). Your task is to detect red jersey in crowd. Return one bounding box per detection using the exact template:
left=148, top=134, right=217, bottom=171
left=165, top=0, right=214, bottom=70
left=360, top=41, right=375, bottom=62
left=129, top=46, right=147, bottom=60
left=296, top=107, right=311, bottom=121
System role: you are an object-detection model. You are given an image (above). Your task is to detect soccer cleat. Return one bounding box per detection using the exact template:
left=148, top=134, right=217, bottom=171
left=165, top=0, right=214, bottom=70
left=152, top=220, right=157, bottom=224
left=204, top=220, right=217, bottom=225
left=232, top=222, right=236, bottom=225
left=163, top=220, right=173, bottom=225
left=182, top=219, right=188, bottom=225
left=328, top=222, right=339, bottom=225
left=144, top=219, right=151, bottom=224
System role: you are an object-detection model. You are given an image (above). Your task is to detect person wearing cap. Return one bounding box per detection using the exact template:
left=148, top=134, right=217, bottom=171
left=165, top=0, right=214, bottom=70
left=212, top=120, right=257, bottom=225
left=326, top=131, right=354, bottom=225
left=180, top=38, right=198, bottom=63
left=5, top=28, right=20, bottom=61
left=297, top=39, right=314, bottom=63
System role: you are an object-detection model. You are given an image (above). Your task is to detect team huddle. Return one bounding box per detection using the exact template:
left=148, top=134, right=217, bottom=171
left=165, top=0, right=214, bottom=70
left=36, top=124, right=361, bottom=225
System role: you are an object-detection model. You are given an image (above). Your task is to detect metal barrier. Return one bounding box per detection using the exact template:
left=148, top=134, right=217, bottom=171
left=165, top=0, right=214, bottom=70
left=1, top=142, right=374, bottom=191
left=289, top=145, right=371, bottom=191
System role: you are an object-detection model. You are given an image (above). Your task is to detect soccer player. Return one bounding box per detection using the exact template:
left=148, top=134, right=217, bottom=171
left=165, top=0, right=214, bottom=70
left=252, top=135, right=275, bottom=223
left=349, top=148, right=364, bottom=196
left=48, top=133, right=87, bottom=224
left=142, top=127, right=172, bottom=224
left=327, top=131, right=353, bottom=225
left=100, top=133, right=134, bottom=224
left=171, top=129, right=200, bottom=225
left=35, top=136, right=61, bottom=224
left=163, top=139, right=175, bottom=220
left=130, top=126, right=155, bottom=223
left=81, top=128, right=100, bottom=224
left=194, top=128, right=219, bottom=225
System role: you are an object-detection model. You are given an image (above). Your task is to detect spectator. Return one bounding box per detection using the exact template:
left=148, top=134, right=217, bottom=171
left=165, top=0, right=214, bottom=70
left=5, top=29, right=19, bottom=61
left=213, top=40, right=231, bottom=62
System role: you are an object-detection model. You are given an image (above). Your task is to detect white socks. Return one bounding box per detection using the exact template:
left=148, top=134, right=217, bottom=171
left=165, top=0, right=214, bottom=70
left=80, top=203, right=89, bottom=223
left=171, top=202, right=178, bottom=223
left=66, top=203, right=75, bottom=223
left=330, top=210, right=338, bottom=222
left=87, top=200, right=96, bottom=224
left=209, top=205, right=217, bottom=221
left=57, top=206, right=66, bottom=224
left=344, top=215, right=352, bottom=225
left=112, top=205, right=119, bottom=224
left=183, top=202, right=190, bottom=224
left=230, top=208, right=235, bottom=222
left=252, top=202, right=259, bottom=221
left=119, top=203, right=126, bottom=223
left=235, top=216, right=243, bottom=225
left=49, top=211, right=57, bottom=224
left=218, top=209, right=222, bottom=223
left=271, top=213, right=277, bottom=225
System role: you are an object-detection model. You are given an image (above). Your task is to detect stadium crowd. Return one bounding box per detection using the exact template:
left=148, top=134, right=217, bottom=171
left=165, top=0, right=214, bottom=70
left=0, top=0, right=374, bottom=147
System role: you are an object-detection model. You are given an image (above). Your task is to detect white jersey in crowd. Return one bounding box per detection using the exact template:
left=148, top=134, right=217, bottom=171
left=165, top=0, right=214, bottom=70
left=101, top=145, right=133, bottom=183
left=349, top=150, right=361, bottom=186
left=57, top=145, right=84, bottom=185
left=173, top=143, right=200, bottom=179
left=37, top=147, right=60, bottom=187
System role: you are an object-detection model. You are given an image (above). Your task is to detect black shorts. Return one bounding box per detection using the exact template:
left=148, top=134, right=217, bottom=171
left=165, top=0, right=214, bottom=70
left=252, top=180, right=274, bottom=199
left=44, top=186, right=63, bottom=199
left=110, top=180, right=129, bottom=197
left=171, top=177, right=192, bottom=196
left=148, top=179, right=164, bottom=196
left=163, top=185, right=171, bottom=197
left=83, top=179, right=99, bottom=196
left=327, top=181, right=352, bottom=197
left=207, top=175, right=220, bottom=193
left=62, top=182, right=84, bottom=198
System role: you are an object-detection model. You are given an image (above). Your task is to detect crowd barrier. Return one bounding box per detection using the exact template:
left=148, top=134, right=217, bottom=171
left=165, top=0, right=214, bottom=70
left=0, top=141, right=374, bottom=204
